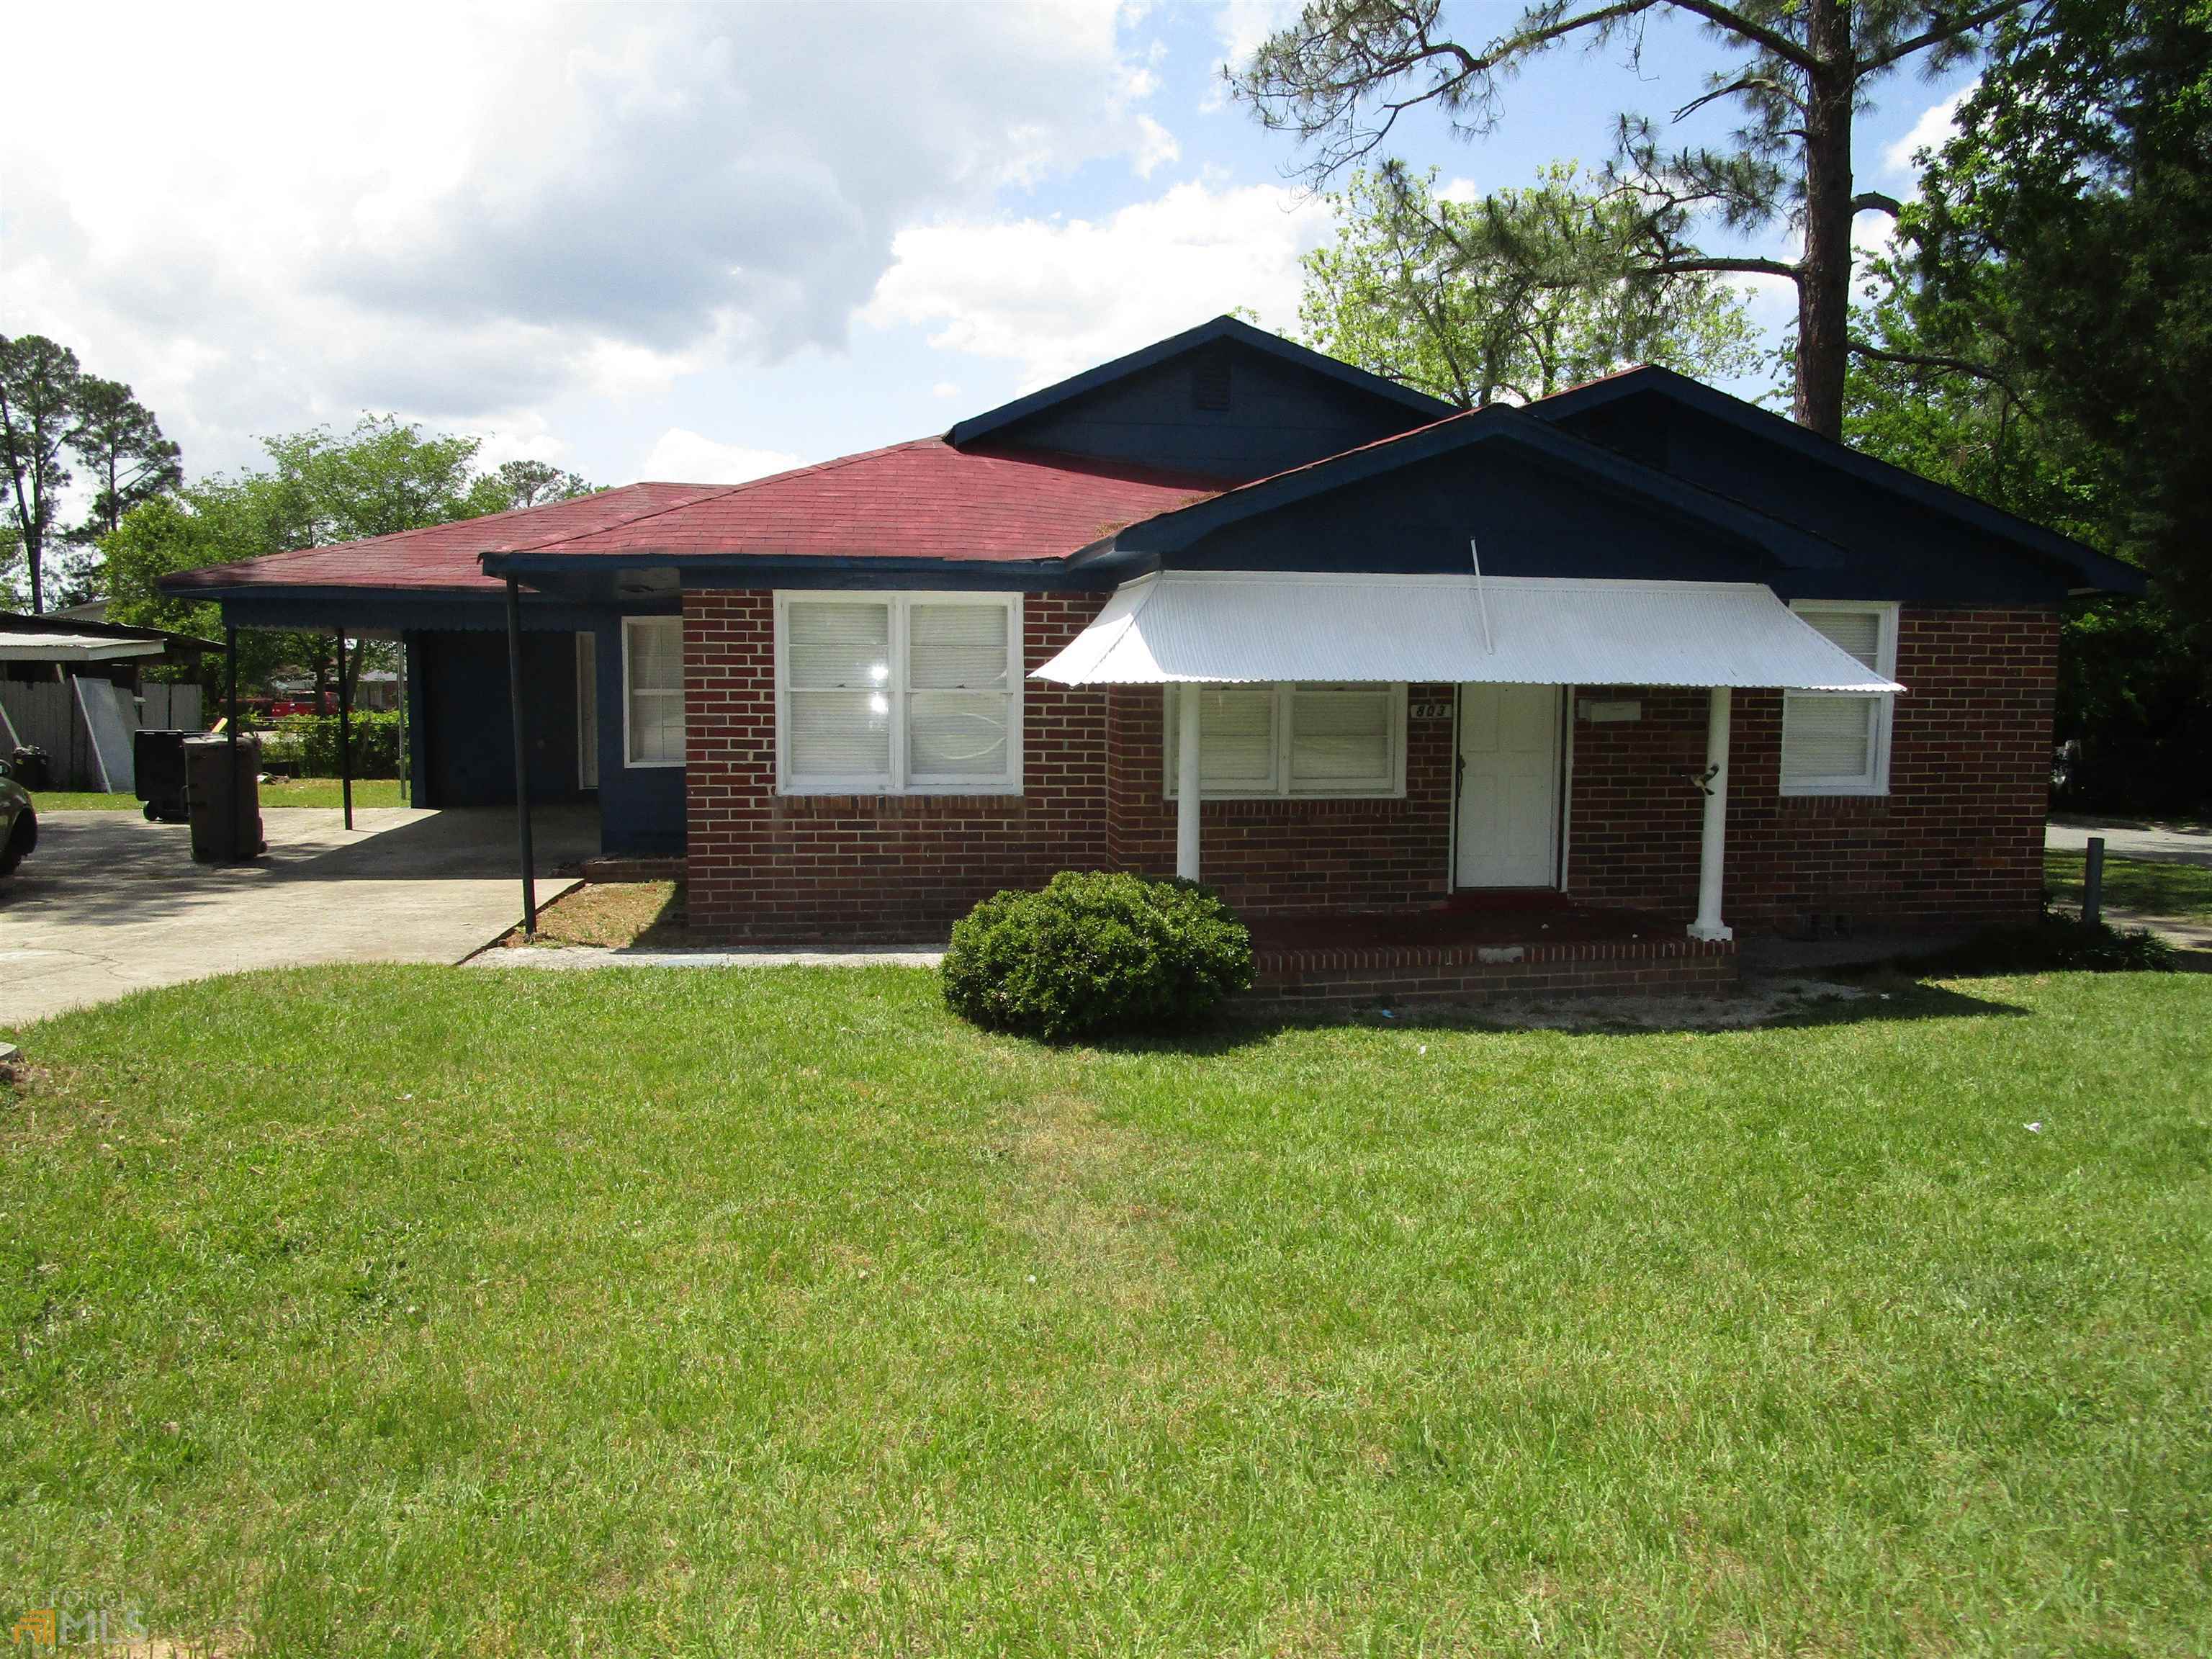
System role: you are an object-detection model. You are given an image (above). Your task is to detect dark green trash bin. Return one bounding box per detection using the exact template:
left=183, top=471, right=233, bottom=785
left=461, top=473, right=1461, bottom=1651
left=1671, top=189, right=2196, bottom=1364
left=184, top=733, right=265, bottom=863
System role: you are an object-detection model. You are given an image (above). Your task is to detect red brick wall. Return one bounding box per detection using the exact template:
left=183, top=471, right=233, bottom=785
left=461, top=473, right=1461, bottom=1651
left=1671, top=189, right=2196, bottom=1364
left=1565, top=606, right=2057, bottom=932
left=1100, top=683, right=1459, bottom=912
left=683, top=589, right=1111, bottom=941
left=685, top=595, right=2055, bottom=942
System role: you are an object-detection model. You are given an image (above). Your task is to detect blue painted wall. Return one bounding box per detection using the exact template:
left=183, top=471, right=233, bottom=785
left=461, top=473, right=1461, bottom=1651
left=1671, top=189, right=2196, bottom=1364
left=1160, top=444, right=1786, bottom=585
left=400, top=613, right=686, bottom=855
left=989, top=340, right=1433, bottom=480
left=1551, top=391, right=2079, bottom=603
left=590, top=613, right=687, bottom=856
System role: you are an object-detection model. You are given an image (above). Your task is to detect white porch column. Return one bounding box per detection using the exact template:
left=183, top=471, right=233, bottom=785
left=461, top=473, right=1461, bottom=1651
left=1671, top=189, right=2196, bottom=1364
left=1689, top=685, right=1732, bottom=942
left=1176, top=683, right=1203, bottom=881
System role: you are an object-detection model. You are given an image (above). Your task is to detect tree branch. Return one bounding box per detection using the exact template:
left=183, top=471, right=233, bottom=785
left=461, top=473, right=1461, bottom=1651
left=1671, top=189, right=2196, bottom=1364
left=1856, top=0, right=2030, bottom=71
left=1663, top=0, right=1820, bottom=70
left=1846, top=338, right=2012, bottom=385
left=1653, top=254, right=1802, bottom=280
left=1851, top=190, right=1905, bottom=215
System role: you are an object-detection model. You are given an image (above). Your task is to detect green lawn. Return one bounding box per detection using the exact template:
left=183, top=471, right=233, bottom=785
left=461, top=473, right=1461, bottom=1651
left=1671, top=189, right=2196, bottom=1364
left=2049, top=846, right=2212, bottom=923
left=31, top=778, right=406, bottom=812
left=3, top=966, right=2209, bottom=1655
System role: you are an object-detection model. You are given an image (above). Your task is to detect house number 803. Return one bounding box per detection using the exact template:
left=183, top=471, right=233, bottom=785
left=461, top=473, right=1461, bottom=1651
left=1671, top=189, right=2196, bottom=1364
left=1410, top=701, right=1453, bottom=720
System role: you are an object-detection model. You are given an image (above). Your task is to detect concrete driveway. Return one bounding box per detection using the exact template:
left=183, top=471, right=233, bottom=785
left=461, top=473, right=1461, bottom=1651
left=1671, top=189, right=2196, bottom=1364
left=0, top=805, right=597, bottom=1028
left=2048, top=814, right=2212, bottom=867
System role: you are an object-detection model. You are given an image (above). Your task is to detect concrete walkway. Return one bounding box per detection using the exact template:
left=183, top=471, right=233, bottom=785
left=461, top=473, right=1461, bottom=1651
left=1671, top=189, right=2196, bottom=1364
left=2048, top=814, right=2212, bottom=866
left=0, top=806, right=597, bottom=1028
left=471, top=945, right=944, bottom=971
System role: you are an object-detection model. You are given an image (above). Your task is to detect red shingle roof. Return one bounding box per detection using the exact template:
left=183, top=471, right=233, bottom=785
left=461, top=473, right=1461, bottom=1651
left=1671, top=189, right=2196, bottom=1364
left=166, top=441, right=1231, bottom=593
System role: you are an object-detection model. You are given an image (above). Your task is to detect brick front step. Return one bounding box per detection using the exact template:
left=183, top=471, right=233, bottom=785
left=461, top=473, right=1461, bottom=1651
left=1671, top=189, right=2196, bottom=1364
left=1250, top=934, right=1740, bottom=1005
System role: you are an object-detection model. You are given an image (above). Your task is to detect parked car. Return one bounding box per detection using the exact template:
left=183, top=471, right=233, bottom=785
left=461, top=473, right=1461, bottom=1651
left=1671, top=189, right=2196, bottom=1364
left=0, top=757, right=36, bottom=878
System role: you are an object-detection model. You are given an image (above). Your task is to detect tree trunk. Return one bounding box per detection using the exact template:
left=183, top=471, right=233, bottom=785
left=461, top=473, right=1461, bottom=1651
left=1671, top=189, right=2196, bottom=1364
left=1794, top=0, right=1856, bottom=440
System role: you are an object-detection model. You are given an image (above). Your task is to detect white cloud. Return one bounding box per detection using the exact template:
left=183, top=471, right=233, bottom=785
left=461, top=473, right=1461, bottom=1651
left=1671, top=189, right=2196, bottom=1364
left=1205, top=0, right=1300, bottom=107
left=863, top=180, right=1331, bottom=387
left=639, top=430, right=804, bottom=485
left=1884, top=84, right=1975, bottom=179
left=0, top=1, right=1174, bottom=485
left=931, top=382, right=964, bottom=400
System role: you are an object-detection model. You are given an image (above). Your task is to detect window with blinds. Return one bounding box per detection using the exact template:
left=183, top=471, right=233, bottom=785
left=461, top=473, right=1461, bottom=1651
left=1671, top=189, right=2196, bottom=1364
left=1781, top=602, right=1898, bottom=796
left=622, top=616, right=685, bottom=767
left=775, top=593, right=1022, bottom=793
left=1166, top=684, right=1406, bottom=799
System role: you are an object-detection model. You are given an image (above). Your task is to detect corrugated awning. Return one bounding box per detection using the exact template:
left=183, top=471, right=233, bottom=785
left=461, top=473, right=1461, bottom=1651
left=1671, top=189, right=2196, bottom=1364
left=0, top=632, right=165, bottom=664
left=1033, top=572, right=1902, bottom=691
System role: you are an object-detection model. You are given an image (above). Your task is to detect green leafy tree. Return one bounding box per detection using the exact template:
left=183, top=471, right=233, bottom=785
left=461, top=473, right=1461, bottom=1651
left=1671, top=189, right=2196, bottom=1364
left=1845, top=0, right=2212, bottom=809
left=1300, top=164, right=1762, bottom=407
left=1233, top=0, right=2026, bottom=437
left=68, top=376, right=183, bottom=544
left=487, top=459, right=597, bottom=510
left=105, top=414, right=544, bottom=705
left=0, top=333, right=85, bottom=613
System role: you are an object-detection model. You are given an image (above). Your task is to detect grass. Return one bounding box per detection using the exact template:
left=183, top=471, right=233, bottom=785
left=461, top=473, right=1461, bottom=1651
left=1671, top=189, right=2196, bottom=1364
left=2048, top=847, right=2212, bottom=923
left=2, top=966, right=2209, bottom=1655
left=513, top=880, right=687, bottom=948
left=30, top=778, right=406, bottom=812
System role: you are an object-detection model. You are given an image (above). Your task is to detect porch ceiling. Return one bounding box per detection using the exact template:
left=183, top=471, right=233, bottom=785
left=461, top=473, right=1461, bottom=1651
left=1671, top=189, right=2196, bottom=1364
left=1032, top=571, right=1903, bottom=693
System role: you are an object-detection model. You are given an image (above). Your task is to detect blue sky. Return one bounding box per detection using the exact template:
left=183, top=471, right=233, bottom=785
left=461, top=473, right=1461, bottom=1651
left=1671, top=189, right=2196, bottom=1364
left=4, top=1, right=1973, bottom=500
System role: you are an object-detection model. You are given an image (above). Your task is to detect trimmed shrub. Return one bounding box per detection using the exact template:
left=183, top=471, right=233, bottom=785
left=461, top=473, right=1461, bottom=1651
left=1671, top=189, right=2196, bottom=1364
left=258, top=713, right=403, bottom=778
left=942, top=871, right=1255, bottom=1043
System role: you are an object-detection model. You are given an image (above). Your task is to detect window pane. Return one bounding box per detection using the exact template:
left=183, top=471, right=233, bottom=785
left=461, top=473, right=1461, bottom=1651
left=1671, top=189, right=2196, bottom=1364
left=1169, top=688, right=1277, bottom=792
left=788, top=601, right=891, bottom=689
left=909, top=603, right=1009, bottom=689
left=790, top=689, right=890, bottom=778
left=627, top=619, right=683, bottom=693
left=629, top=691, right=684, bottom=764
left=1291, top=688, right=1392, bottom=786
left=1782, top=693, right=1874, bottom=782
left=909, top=691, right=1009, bottom=781
left=1802, top=608, right=1881, bottom=670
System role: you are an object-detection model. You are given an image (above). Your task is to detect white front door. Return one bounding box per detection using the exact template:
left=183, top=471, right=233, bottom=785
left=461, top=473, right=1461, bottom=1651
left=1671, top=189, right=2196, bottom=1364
left=575, top=632, right=599, bottom=789
left=1455, top=683, right=1562, bottom=889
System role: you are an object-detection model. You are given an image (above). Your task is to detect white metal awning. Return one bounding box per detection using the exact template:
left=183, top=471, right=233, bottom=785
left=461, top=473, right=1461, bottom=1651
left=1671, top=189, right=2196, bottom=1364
left=0, top=632, right=165, bottom=664
left=1034, top=572, right=1902, bottom=692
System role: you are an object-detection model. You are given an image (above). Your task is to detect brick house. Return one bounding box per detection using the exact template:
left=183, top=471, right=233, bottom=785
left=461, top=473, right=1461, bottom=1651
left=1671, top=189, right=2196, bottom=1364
left=167, top=318, right=2139, bottom=999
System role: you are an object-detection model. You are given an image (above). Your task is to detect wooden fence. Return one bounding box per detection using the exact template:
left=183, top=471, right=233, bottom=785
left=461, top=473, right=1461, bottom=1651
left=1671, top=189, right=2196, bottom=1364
left=0, top=678, right=207, bottom=791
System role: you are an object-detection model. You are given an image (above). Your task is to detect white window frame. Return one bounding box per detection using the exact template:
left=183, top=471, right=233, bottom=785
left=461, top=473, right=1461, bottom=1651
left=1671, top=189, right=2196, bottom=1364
left=620, top=615, right=685, bottom=770
left=1164, top=683, right=1408, bottom=801
left=773, top=590, right=1025, bottom=796
left=1781, top=601, right=1898, bottom=797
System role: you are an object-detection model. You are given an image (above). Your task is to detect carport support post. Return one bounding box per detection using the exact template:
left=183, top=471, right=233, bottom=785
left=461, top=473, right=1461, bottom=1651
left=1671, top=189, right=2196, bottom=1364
left=1689, top=687, right=1733, bottom=943
left=1176, top=683, right=1202, bottom=882
left=505, top=577, right=538, bottom=938
left=336, top=631, right=353, bottom=830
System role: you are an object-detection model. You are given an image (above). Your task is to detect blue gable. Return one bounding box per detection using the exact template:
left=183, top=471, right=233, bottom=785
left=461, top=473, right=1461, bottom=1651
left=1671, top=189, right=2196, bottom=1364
left=948, top=315, right=1451, bottom=481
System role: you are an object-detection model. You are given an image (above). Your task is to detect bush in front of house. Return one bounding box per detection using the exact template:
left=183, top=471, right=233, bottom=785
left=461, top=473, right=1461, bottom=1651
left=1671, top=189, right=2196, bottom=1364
left=943, top=871, right=1255, bottom=1042
left=1917, top=915, right=2180, bottom=976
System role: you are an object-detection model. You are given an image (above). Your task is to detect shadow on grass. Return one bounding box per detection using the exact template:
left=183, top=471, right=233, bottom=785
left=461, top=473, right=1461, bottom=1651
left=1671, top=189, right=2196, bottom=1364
left=1069, top=975, right=2033, bottom=1056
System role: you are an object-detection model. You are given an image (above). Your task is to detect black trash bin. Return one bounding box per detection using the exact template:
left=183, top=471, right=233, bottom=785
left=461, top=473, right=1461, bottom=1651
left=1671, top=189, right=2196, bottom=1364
left=134, top=729, right=191, bottom=822
left=184, top=733, right=265, bottom=862
left=9, top=746, right=49, bottom=792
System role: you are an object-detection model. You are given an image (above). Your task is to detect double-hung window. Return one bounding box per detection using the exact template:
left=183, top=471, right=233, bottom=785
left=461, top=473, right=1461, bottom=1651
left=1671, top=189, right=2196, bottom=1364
left=775, top=592, right=1022, bottom=794
left=621, top=616, right=685, bottom=768
left=1165, top=683, right=1406, bottom=799
left=1781, top=601, right=1898, bottom=796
